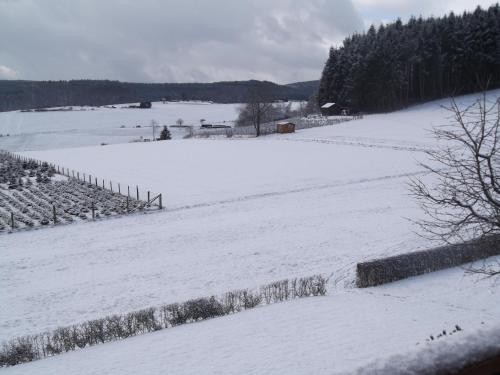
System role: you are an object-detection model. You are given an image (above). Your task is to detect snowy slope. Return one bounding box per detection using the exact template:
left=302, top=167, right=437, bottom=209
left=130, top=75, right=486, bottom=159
left=24, top=139, right=425, bottom=209
left=4, top=90, right=499, bottom=343
left=3, top=259, right=500, bottom=375
left=281, top=88, right=500, bottom=151
left=0, top=172, right=429, bottom=342
left=2, top=90, right=500, bottom=373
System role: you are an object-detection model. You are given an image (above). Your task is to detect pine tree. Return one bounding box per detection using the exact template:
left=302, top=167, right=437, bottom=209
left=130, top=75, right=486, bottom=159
left=318, top=5, right=500, bottom=113
left=159, top=126, right=171, bottom=140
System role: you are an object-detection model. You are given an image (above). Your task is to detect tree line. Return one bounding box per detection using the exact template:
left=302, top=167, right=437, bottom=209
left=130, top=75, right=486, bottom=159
left=0, top=79, right=318, bottom=112
left=318, top=4, right=500, bottom=113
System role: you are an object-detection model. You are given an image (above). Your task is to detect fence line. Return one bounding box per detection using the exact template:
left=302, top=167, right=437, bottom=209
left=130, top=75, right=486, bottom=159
left=2, top=150, right=162, bottom=208
left=191, top=115, right=360, bottom=138
left=0, top=150, right=163, bottom=233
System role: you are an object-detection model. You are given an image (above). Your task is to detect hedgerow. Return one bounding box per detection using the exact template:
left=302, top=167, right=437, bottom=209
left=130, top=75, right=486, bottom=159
left=0, top=274, right=327, bottom=367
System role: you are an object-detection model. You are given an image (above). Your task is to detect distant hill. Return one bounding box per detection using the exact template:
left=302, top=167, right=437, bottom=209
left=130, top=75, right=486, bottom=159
left=0, top=79, right=319, bottom=112
left=286, top=80, right=319, bottom=97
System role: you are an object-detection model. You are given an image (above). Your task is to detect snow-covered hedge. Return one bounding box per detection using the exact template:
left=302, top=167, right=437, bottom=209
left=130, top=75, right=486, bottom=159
left=0, top=275, right=327, bottom=367
left=356, top=235, right=500, bottom=288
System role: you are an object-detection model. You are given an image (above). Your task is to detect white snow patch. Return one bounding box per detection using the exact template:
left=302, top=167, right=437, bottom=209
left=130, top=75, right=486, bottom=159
left=3, top=260, right=500, bottom=375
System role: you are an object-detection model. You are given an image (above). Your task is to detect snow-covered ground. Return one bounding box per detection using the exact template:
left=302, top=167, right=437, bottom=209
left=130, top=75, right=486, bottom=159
left=23, top=139, right=424, bottom=209
left=0, top=171, right=429, bottom=342
left=281, top=88, right=500, bottom=152
left=0, top=101, right=241, bottom=151
left=3, top=258, right=500, bottom=375
left=1, top=90, right=500, bottom=373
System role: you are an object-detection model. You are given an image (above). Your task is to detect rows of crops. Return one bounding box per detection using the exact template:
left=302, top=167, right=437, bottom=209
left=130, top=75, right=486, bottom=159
left=0, top=151, right=155, bottom=232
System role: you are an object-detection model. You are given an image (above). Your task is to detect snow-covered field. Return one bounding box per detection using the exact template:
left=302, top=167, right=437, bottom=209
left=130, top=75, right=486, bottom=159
left=0, top=101, right=240, bottom=151
left=23, top=139, right=424, bottom=209
left=3, top=259, right=500, bottom=375
left=1, top=90, right=500, bottom=373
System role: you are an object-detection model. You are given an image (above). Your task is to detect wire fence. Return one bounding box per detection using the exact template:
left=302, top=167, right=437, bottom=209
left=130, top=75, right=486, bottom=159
left=191, top=115, right=362, bottom=138
left=0, top=150, right=163, bottom=233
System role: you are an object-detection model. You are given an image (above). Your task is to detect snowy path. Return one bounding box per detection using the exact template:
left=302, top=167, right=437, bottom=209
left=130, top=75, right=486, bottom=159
left=3, top=261, right=500, bottom=375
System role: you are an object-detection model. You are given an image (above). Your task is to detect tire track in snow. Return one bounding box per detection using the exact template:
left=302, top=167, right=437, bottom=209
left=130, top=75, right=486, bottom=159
left=167, top=169, right=428, bottom=213
left=283, top=137, right=434, bottom=153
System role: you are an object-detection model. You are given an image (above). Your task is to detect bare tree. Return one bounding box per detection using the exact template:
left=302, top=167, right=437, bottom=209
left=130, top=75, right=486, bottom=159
left=150, top=119, right=159, bottom=140
left=176, top=118, right=184, bottom=126
left=303, top=92, right=321, bottom=116
left=410, top=93, right=500, bottom=244
left=236, top=89, right=274, bottom=137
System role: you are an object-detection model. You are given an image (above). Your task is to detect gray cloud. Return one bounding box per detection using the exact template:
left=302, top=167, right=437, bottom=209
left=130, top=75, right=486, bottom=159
left=0, top=0, right=489, bottom=83
left=352, top=0, right=495, bottom=26
left=0, top=64, right=18, bottom=79
left=0, top=0, right=364, bottom=83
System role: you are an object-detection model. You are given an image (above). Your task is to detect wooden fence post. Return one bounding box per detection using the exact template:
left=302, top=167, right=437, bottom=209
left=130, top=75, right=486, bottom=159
left=136, top=185, right=139, bottom=200
left=127, top=186, right=130, bottom=197
left=118, top=183, right=121, bottom=194
left=126, top=196, right=129, bottom=211
left=110, top=181, right=113, bottom=193
left=91, top=201, right=95, bottom=220
left=159, top=194, right=162, bottom=209
left=10, top=212, right=14, bottom=229
left=53, top=205, right=57, bottom=224
left=147, top=191, right=150, bottom=202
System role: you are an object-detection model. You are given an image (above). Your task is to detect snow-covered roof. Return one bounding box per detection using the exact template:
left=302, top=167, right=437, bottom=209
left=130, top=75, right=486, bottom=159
left=321, top=102, right=336, bottom=109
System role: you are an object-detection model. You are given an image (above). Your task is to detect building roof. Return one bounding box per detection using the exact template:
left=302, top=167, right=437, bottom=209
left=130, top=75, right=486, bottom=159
left=321, top=102, right=336, bottom=109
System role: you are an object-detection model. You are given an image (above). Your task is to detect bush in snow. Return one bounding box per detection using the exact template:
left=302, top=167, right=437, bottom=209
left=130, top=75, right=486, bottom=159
left=0, top=274, right=328, bottom=367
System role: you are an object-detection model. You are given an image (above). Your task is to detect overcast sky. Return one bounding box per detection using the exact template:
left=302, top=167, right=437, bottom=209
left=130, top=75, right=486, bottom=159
left=0, top=0, right=494, bottom=83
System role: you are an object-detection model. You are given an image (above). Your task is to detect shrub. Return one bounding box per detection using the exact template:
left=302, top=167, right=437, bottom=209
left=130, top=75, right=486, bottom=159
left=0, top=274, right=328, bottom=367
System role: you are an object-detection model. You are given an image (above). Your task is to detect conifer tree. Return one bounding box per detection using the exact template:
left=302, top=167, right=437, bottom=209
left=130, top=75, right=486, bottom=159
left=159, top=126, right=171, bottom=140
left=318, top=4, right=500, bottom=113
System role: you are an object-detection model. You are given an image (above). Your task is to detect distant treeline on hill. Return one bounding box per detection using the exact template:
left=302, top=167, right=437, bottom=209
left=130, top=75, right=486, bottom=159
left=318, top=4, right=500, bottom=113
left=0, top=79, right=318, bottom=112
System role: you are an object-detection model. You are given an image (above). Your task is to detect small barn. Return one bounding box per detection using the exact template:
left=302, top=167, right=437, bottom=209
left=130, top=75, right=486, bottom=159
left=276, top=122, right=295, bottom=134
left=321, top=102, right=352, bottom=116
left=320, top=102, right=338, bottom=116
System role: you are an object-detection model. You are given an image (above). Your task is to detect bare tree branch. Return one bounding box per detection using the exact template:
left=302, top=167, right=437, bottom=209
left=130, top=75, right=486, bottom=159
left=410, top=93, right=500, bottom=249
